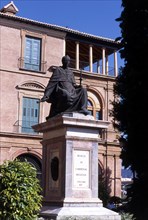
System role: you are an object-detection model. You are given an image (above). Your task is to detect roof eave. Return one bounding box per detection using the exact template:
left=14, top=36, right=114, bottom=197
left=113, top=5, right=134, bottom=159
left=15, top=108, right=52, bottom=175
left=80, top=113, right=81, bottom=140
left=0, top=12, right=122, bottom=48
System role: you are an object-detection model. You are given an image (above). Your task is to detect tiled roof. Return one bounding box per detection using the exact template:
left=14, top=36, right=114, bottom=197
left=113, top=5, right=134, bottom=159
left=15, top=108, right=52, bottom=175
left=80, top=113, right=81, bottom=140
left=0, top=12, right=121, bottom=46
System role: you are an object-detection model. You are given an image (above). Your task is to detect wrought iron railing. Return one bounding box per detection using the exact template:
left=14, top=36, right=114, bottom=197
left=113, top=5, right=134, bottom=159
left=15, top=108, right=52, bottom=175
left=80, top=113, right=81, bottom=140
left=13, top=120, right=39, bottom=134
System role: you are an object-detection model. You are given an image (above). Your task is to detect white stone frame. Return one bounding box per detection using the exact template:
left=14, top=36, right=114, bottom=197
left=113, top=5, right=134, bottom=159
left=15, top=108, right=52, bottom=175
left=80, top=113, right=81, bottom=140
left=87, top=89, right=105, bottom=120
left=20, top=29, right=47, bottom=72
left=17, top=81, right=45, bottom=133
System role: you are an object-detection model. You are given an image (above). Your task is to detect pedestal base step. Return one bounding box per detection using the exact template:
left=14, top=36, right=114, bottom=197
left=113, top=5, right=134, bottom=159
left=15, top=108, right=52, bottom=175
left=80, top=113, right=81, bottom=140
left=39, top=206, right=121, bottom=220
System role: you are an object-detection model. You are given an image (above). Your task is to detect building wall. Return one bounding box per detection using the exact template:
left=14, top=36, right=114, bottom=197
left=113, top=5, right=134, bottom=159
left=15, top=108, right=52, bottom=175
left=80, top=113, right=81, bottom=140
left=0, top=14, right=121, bottom=197
left=0, top=133, right=42, bottom=162
left=0, top=22, right=65, bottom=133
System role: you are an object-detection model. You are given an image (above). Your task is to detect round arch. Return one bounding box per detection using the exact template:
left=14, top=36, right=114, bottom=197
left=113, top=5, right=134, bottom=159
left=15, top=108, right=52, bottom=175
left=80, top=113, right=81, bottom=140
left=87, top=87, right=105, bottom=120
left=11, top=149, right=42, bottom=162
left=14, top=152, right=42, bottom=186
left=16, top=80, right=45, bottom=91
left=87, top=87, right=105, bottom=109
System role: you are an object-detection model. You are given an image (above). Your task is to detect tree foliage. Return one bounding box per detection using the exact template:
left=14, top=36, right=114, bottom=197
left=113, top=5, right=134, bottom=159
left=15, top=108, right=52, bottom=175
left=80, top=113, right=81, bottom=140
left=98, top=168, right=111, bottom=207
left=112, top=0, right=148, bottom=219
left=0, top=160, right=42, bottom=220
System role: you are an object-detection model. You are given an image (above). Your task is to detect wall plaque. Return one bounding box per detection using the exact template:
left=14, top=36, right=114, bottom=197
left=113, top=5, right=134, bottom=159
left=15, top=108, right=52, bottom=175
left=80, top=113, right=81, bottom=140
left=73, top=150, right=90, bottom=188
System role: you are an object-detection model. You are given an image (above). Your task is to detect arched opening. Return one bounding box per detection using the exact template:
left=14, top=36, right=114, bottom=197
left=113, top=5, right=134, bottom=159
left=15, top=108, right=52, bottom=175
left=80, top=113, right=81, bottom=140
left=87, top=99, right=102, bottom=120
left=17, top=153, right=42, bottom=186
left=87, top=90, right=103, bottom=120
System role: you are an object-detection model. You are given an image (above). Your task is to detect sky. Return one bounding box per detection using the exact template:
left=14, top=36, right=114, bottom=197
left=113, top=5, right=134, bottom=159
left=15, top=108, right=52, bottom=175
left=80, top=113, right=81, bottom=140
left=0, top=0, right=124, bottom=66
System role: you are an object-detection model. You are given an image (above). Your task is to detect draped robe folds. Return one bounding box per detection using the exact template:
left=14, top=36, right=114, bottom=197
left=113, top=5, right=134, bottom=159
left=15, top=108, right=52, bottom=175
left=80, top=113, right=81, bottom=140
left=43, top=66, right=88, bottom=118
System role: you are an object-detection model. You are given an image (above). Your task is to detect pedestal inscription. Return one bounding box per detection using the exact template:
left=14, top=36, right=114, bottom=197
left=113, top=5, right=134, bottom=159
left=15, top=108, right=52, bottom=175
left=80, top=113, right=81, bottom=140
left=73, top=150, right=90, bottom=188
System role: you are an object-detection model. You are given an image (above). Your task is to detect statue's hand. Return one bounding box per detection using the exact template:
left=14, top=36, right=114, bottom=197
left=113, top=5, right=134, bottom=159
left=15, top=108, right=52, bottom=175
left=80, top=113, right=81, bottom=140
left=74, top=84, right=82, bottom=88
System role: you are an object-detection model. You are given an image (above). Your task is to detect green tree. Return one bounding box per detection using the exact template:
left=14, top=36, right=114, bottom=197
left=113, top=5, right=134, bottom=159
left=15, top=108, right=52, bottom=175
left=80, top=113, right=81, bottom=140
left=99, top=180, right=110, bottom=207
left=112, top=0, right=148, bottom=219
left=0, top=160, right=42, bottom=220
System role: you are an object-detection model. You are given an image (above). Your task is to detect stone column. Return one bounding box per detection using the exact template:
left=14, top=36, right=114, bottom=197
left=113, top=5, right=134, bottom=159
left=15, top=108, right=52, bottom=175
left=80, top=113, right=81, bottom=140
left=63, top=40, right=66, bottom=56
left=102, top=48, right=105, bottom=75
left=76, top=41, right=79, bottom=70
left=89, top=45, right=93, bottom=72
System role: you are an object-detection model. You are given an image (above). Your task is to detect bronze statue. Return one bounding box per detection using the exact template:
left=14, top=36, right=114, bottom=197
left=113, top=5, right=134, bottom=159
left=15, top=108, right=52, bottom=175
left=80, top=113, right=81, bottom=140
left=40, top=55, right=89, bottom=119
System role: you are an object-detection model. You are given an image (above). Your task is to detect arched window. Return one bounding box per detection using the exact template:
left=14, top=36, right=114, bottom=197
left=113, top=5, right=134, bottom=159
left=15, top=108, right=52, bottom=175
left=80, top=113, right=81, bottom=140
left=87, top=98, right=102, bottom=120
left=87, top=100, right=93, bottom=116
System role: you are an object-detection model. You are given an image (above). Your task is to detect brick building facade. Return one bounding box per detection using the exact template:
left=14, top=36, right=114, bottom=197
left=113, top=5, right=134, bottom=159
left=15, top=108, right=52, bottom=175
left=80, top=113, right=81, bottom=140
left=0, top=2, right=121, bottom=197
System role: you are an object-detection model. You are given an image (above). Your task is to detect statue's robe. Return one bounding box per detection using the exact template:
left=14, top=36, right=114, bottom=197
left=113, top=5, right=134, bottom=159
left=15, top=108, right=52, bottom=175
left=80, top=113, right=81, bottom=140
left=43, top=66, right=88, bottom=118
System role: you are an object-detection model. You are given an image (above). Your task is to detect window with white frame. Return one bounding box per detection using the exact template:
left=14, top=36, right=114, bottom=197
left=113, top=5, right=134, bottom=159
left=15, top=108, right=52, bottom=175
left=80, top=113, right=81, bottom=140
left=19, top=30, right=46, bottom=72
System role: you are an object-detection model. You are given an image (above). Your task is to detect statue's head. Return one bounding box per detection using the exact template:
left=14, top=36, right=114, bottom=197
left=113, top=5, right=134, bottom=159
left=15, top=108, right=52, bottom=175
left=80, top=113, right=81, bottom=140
left=62, top=55, right=70, bottom=67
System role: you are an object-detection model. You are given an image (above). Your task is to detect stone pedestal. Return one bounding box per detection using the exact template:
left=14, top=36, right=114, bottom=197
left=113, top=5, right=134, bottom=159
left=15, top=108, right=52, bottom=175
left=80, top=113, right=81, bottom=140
left=33, top=113, right=121, bottom=220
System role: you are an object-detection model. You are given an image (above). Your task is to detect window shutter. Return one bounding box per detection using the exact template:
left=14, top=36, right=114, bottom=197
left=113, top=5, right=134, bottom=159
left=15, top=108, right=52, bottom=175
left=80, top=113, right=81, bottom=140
left=24, top=37, right=41, bottom=71
left=22, top=97, right=40, bottom=133
left=32, top=39, right=40, bottom=66
left=24, top=38, right=32, bottom=69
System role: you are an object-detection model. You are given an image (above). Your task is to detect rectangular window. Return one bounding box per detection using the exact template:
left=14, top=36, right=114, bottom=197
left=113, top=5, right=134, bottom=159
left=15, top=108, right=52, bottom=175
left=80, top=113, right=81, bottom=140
left=24, top=36, right=41, bottom=71
left=22, top=97, right=40, bottom=133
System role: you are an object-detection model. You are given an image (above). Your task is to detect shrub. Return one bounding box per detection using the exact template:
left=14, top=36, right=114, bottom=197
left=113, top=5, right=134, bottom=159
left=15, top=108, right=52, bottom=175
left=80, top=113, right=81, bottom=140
left=0, top=160, right=42, bottom=220
left=121, top=212, right=136, bottom=220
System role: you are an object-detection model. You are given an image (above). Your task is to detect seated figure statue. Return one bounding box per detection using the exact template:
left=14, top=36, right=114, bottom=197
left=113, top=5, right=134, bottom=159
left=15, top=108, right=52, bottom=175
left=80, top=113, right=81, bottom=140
left=40, top=55, right=89, bottom=119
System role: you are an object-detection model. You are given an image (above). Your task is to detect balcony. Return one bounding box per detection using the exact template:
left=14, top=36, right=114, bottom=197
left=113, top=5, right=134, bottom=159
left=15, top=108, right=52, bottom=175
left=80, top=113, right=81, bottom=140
left=69, top=59, right=115, bottom=76
left=66, top=40, right=118, bottom=77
